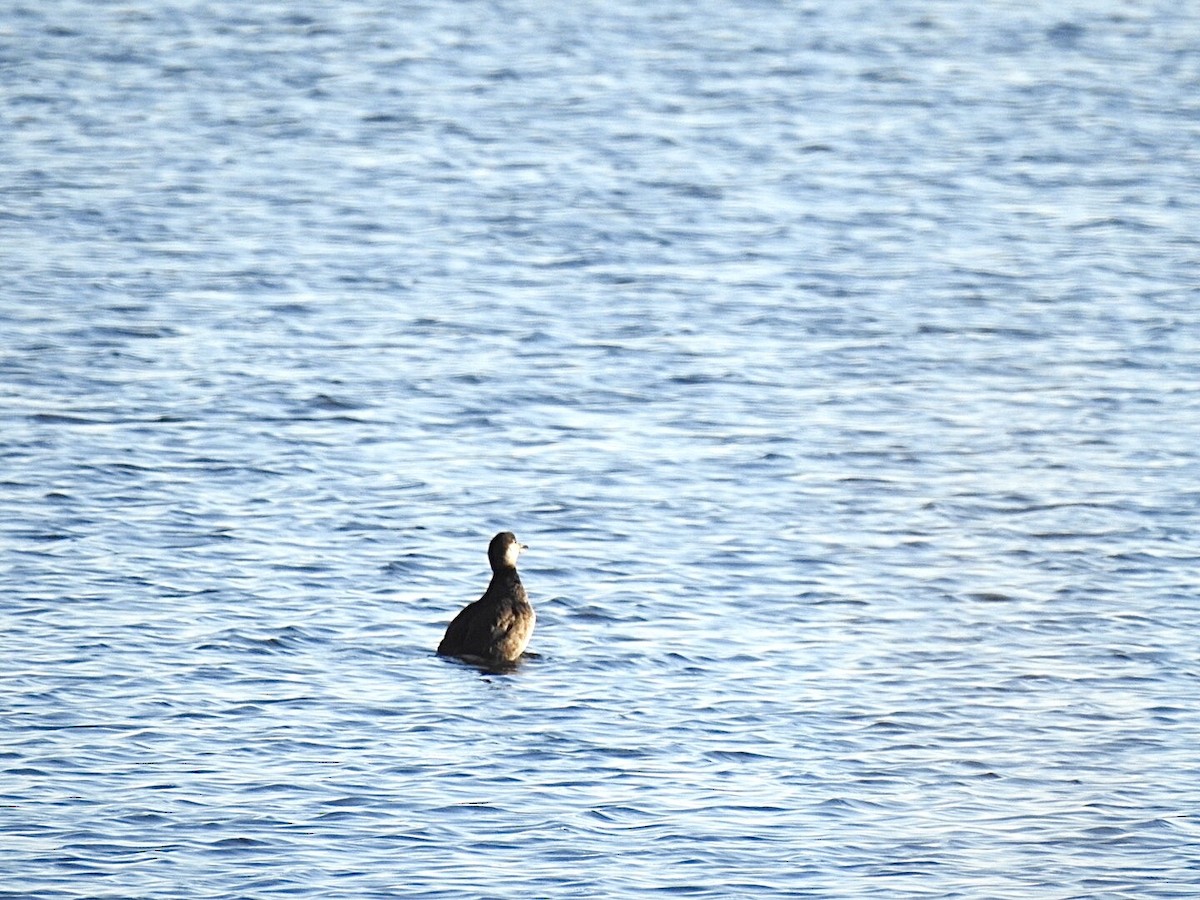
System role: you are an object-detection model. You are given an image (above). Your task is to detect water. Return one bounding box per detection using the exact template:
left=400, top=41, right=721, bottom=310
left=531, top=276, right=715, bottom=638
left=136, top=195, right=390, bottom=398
left=3, top=1, right=1199, bottom=897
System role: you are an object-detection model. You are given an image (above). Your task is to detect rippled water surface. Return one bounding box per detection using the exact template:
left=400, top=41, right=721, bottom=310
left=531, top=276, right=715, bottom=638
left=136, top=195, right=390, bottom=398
left=4, top=1, right=1200, bottom=897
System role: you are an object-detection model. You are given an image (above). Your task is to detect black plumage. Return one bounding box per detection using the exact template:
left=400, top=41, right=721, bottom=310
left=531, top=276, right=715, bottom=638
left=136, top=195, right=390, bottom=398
left=437, top=532, right=534, bottom=665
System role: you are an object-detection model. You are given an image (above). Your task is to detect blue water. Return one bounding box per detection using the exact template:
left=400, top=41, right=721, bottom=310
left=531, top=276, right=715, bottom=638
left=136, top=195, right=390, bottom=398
left=3, top=1, right=1200, bottom=897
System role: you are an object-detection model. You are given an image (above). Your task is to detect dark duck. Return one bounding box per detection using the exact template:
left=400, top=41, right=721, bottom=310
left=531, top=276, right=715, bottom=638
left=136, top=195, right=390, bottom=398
left=437, top=532, right=534, bottom=665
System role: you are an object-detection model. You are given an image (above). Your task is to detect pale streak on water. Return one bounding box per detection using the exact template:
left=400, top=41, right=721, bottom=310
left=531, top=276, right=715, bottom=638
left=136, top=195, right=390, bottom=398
left=2, top=1, right=1199, bottom=897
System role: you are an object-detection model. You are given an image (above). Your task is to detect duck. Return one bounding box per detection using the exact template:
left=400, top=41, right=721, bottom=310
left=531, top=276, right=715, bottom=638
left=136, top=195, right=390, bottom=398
left=437, top=532, right=534, bottom=665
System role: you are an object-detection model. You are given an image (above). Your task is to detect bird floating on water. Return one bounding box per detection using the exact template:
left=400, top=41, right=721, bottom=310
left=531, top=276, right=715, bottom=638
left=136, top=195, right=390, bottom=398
left=437, top=531, right=534, bottom=667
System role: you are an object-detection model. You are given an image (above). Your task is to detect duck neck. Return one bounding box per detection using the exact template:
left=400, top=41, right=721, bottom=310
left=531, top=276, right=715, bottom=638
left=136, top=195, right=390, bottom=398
left=490, top=565, right=522, bottom=588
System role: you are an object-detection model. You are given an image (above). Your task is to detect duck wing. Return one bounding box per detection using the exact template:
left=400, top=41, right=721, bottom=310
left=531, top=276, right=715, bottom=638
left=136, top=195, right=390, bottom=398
left=437, top=595, right=486, bottom=656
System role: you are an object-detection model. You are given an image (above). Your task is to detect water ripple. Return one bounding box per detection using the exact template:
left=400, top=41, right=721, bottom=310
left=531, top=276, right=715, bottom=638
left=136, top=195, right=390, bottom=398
left=4, top=0, right=1200, bottom=898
